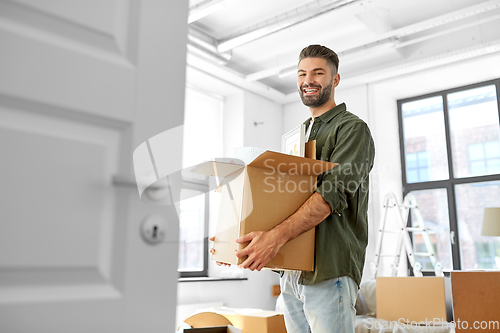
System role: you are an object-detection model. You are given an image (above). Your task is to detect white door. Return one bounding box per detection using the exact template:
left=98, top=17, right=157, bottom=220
left=0, top=1, right=188, bottom=332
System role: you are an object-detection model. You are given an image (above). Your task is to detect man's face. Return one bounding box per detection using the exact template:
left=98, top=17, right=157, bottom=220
left=297, top=57, right=336, bottom=108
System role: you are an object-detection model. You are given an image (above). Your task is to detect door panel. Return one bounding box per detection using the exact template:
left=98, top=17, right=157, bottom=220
left=0, top=0, right=136, bottom=120
left=0, top=0, right=188, bottom=332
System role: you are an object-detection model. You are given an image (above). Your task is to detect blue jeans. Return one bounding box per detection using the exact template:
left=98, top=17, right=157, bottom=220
left=280, top=271, right=358, bottom=333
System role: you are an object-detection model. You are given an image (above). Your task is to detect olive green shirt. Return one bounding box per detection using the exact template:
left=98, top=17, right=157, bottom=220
left=299, top=103, right=375, bottom=287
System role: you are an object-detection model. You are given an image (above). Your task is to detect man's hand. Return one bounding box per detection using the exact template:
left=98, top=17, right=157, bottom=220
left=209, top=236, right=232, bottom=267
left=234, top=230, right=285, bottom=271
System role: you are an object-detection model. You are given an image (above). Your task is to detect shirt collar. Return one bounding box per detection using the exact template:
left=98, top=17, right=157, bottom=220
left=303, top=103, right=346, bottom=125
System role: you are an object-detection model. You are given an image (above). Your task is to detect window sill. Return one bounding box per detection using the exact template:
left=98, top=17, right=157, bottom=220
left=178, top=277, right=248, bottom=283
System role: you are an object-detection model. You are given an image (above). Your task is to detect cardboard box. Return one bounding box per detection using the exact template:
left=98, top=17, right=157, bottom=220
left=199, top=307, right=286, bottom=333
left=194, top=150, right=337, bottom=271
left=451, top=271, right=500, bottom=332
left=181, top=312, right=241, bottom=333
left=376, top=277, right=447, bottom=323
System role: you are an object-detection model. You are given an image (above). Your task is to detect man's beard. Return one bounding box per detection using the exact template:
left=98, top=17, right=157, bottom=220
left=299, top=80, right=333, bottom=108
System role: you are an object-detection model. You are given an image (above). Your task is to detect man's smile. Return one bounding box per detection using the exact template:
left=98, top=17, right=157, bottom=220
left=301, top=85, right=321, bottom=96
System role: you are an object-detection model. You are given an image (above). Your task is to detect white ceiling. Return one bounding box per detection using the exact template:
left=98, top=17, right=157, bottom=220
left=186, top=0, right=500, bottom=103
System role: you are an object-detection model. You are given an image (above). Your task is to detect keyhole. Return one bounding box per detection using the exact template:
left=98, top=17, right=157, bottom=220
left=141, top=216, right=166, bottom=244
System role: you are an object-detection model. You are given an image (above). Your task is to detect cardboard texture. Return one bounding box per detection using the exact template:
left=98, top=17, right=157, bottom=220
left=183, top=309, right=286, bottom=333
left=376, top=277, right=447, bottom=323
left=305, top=141, right=316, bottom=159
left=451, top=271, right=500, bottom=332
left=213, top=308, right=286, bottom=333
left=184, top=312, right=233, bottom=328
left=194, top=149, right=337, bottom=271
left=223, top=312, right=286, bottom=333
left=182, top=312, right=241, bottom=333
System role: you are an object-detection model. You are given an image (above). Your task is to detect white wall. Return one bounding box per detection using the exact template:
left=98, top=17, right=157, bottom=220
left=283, top=98, right=308, bottom=134
left=223, top=92, right=245, bottom=157
left=244, top=91, right=283, bottom=151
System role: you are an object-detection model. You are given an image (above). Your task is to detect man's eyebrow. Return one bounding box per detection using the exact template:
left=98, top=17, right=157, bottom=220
left=297, top=67, right=327, bottom=72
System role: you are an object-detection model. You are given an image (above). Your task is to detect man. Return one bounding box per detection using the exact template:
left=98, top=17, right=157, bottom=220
left=212, top=44, right=375, bottom=332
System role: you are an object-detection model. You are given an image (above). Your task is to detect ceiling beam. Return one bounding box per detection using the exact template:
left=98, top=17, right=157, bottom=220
left=186, top=54, right=289, bottom=103
left=188, top=0, right=238, bottom=24
left=247, top=0, right=500, bottom=82
left=217, top=0, right=366, bottom=52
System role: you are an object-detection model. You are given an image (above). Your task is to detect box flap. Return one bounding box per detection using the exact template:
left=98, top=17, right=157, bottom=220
left=305, top=140, right=316, bottom=159
left=211, top=170, right=247, bottom=266
left=248, top=150, right=336, bottom=176
left=191, top=160, right=245, bottom=179
left=184, top=312, right=233, bottom=328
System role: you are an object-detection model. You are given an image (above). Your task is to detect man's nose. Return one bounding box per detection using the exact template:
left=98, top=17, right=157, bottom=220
left=304, top=73, right=316, bottom=84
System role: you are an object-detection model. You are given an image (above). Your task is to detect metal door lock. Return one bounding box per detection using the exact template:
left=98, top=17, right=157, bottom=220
left=141, top=215, right=167, bottom=244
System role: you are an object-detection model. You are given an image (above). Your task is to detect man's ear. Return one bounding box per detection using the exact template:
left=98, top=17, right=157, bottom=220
left=333, top=73, right=340, bottom=88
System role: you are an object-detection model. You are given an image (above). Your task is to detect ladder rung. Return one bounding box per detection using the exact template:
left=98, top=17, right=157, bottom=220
left=406, top=227, right=426, bottom=232
left=379, top=229, right=402, bottom=234
left=379, top=254, right=398, bottom=257
left=414, top=252, right=433, bottom=257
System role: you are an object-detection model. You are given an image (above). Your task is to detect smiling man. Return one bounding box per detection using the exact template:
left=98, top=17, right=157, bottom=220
left=213, top=45, right=375, bottom=332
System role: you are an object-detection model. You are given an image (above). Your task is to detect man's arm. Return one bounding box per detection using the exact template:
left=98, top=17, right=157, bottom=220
left=234, top=192, right=331, bottom=271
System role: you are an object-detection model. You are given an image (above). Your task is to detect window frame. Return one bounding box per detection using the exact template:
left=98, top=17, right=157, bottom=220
left=177, top=177, right=210, bottom=278
left=397, top=78, right=500, bottom=273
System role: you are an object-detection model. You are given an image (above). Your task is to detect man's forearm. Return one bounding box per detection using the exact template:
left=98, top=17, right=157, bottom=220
left=270, top=192, right=331, bottom=247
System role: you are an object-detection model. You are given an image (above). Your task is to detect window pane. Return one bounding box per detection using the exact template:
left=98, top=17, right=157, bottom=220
left=409, top=189, right=453, bottom=270
left=402, top=96, right=449, bottom=183
left=448, top=85, right=500, bottom=178
left=178, top=189, right=206, bottom=272
left=455, top=181, right=500, bottom=270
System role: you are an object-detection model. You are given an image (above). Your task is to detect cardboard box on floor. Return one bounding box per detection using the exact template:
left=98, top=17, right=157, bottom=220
left=183, top=308, right=286, bottom=333
left=222, top=308, right=286, bottom=333
left=451, top=271, right=500, bottom=332
left=181, top=312, right=241, bottom=333
left=193, top=144, right=336, bottom=271
left=376, top=277, right=447, bottom=323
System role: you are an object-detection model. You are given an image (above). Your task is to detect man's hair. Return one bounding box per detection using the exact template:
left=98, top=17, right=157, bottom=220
left=298, top=44, right=339, bottom=74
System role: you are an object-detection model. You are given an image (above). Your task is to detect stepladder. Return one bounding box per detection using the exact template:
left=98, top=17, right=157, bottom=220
left=370, top=192, right=444, bottom=279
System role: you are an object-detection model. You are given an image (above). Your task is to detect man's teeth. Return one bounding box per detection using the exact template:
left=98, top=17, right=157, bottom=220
left=304, top=88, right=318, bottom=93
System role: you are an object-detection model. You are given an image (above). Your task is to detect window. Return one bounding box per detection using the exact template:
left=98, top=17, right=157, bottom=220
left=406, top=151, right=430, bottom=183
left=468, top=141, right=500, bottom=176
left=179, top=86, right=223, bottom=278
left=398, top=79, right=500, bottom=272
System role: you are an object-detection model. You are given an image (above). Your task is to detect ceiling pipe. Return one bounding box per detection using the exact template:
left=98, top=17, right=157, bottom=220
left=187, top=26, right=232, bottom=65
left=217, top=0, right=364, bottom=52
left=247, top=0, right=500, bottom=81
left=188, top=0, right=238, bottom=24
